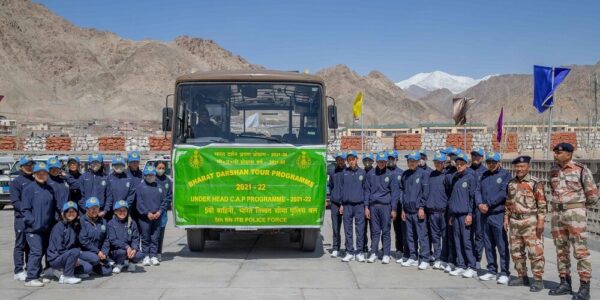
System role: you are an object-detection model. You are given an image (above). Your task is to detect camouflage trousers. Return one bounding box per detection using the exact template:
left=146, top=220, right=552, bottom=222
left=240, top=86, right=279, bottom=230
left=551, top=207, right=592, bottom=281
left=509, top=216, right=545, bottom=279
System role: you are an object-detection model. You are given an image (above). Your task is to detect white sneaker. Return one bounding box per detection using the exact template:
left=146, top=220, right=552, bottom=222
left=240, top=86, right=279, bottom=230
left=41, top=278, right=51, bottom=283
left=143, top=256, right=151, bottom=266
left=59, top=275, right=82, bottom=284
left=449, top=267, right=465, bottom=276
left=108, top=259, right=115, bottom=267
left=112, top=265, right=123, bottom=274
left=418, top=261, right=429, bottom=270
left=157, top=254, right=162, bottom=261
left=497, top=275, right=509, bottom=285
left=382, top=255, right=390, bottom=264
left=432, top=261, right=442, bottom=269
left=150, top=257, right=160, bottom=266
left=444, top=263, right=454, bottom=273
left=356, top=253, right=366, bottom=262
left=330, top=250, right=339, bottom=258
left=462, top=268, right=477, bottom=278
left=367, top=253, right=377, bottom=263
left=401, top=258, right=418, bottom=267
left=127, top=263, right=136, bottom=272
left=341, top=254, right=355, bottom=262
left=77, top=273, right=90, bottom=279
left=24, top=279, right=44, bottom=287
left=13, top=271, right=27, bottom=281
left=479, top=273, right=496, bottom=281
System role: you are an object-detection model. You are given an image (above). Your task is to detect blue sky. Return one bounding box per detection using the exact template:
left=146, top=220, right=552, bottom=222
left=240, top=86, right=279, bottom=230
left=36, top=0, right=600, bottom=81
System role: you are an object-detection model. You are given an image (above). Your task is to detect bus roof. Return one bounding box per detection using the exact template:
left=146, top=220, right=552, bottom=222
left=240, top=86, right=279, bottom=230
left=176, top=70, right=325, bottom=85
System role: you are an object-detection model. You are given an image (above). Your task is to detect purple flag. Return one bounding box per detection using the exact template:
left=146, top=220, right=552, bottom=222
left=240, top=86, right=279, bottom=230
left=496, top=107, right=503, bottom=143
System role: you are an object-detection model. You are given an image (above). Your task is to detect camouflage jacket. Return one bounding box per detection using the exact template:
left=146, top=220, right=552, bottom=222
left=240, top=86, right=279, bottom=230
left=505, top=173, right=547, bottom=219
left=550, top=161, right=599, bottom=207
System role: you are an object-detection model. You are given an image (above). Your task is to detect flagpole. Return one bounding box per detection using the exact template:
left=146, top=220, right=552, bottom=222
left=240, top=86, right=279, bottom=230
left=361, top=101, right=364, bottom=154
left=463, top=97, right=467, bottom=150
left=545, top=66, right=555, bottom=160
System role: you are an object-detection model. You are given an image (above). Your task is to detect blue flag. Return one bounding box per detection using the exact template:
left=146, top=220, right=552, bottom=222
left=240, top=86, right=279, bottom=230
left=533, top=65, right=571, bottom=113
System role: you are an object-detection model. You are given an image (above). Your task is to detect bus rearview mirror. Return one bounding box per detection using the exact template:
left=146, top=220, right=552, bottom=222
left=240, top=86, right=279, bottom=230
left=162, top=107, right=173, bottom=131
left=328, top=105, right=338, bottom=129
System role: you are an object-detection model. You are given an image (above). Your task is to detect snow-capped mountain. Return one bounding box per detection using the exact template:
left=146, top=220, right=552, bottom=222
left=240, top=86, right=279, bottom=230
left=396, top=71, right=495, bottom=95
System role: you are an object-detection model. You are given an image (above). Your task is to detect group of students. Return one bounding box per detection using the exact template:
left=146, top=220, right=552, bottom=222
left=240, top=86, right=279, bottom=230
left=10, top=151, right=172, bottom=287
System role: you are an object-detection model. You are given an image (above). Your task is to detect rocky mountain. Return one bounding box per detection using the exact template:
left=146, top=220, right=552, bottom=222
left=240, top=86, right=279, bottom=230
left=397, top=71, right=494, bottom=98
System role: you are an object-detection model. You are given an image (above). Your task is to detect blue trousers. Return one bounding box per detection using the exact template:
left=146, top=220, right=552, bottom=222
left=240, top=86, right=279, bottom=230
left=25, top=232, right=49, bottom=281
left=452, top=214, right=476, bottom=269
left=13, top=218, right=29, bottom=274
left=342, top=203, right=365, bottom=254
left=369, top=204, right=391, bottom=256
left=79, top=251, right=113, bottom=275
left=405, top=212, right=430, bottom=261
left=48, top=248, right=92, bottom=277
left=139, top=217, right=161, bottom=257
left=483, top=212, right=510, bottom=276
left=428, top=211, right=446, bottom=261
left=362, top=217, right=371, bottom=252
left=472, top=209, right=485, bottom=262
left=444, top=212, right=456, bottom=264
left=110, top=249, right=145, bottom=265
left=330, top=202, right=343, bottom=251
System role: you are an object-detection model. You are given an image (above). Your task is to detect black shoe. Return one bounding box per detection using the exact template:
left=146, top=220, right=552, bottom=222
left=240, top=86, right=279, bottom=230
left=530, top=279, right=544, bottom=292
left=549, top=276, right=572, bottom=296
left=508, top=276, right=530, bottom=286
left=572, top=281, right=590, bottom=300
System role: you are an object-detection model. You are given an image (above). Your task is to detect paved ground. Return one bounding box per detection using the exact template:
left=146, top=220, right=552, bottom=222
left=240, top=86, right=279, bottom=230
left=1, top=209, right=599, bottom=299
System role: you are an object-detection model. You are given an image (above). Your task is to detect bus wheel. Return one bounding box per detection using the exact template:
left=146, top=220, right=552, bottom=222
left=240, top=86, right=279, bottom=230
left=187, top=229, right=206, bottom=252
left=299, top=229, right=319, bottom=252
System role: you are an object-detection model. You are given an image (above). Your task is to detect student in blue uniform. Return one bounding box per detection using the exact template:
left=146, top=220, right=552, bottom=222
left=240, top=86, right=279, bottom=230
left=361, top=153, right=374, bottom=254
left=136, top=164, right=168, bottom=266
left=108, top=156, right=135, bottom=215
left=399, top=151, right=431, bottom=269
left=10, top=156, right=35, bottom=281
left=426, top=152, right=451, bottom=270
left=327, top=152, right=346, bottom=258
left=79, top=197, right=112, bottom=276
left=340, top=151, right=367, bottom=262
left=442, top=147, right=458, bottom=174
left=127, top=151, right=144, bottom=222
left=477, top=151, right=512, bottom=284
left=22, top=162, right=57, bottom=287
left=419, top=150, right=434, bottom=175
left=365, top=151, right=400, bottom=264
left=470, top=147, right=488, bottom=269
left=386, top=150, right=405, bottom=261
left=108, top=200, right=144, bottom=273
left=79, top=154, right=112, bottom=217
left=47, top=157, right=70, bottom=221
left=155, top=161, right=172, bottom=261
left=47, top=201, right=92, bottom=284
left=64, top=157, right=82, bottom=206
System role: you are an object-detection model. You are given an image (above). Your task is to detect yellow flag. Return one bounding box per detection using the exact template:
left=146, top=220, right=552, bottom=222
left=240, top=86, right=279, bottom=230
left=353, top=91, right=363, bottom=119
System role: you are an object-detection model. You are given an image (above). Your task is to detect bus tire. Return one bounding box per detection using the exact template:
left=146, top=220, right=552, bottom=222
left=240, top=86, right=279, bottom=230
left=299, top=229, right=319, bottom=252
left=187, top=229, right=206, bottom=252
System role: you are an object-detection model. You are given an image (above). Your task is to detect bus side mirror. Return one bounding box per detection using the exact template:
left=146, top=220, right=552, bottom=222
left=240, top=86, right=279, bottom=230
left=162, top=107, right=173, bottom=131
left=327, top=105, right=338, bottom=129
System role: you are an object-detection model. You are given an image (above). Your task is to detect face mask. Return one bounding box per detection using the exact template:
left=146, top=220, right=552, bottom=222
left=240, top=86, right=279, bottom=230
left=113, top=165, right=125, bottom=174
left=156, top=169, right=165, bottom=176
left=145, top=175, right=156, bottom=184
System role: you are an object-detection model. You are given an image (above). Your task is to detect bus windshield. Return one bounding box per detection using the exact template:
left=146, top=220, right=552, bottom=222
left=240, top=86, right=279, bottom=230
left=174, top=83, right=324, bottom=146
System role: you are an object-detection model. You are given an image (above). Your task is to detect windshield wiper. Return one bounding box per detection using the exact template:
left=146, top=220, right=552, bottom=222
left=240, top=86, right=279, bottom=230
left=236, top=134, right=283, bottom=143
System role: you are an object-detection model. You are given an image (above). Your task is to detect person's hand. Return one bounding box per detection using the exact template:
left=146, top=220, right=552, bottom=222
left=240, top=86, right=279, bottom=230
left=465, top=215, right=473, bottom=226
left=76, top=259, right=81, bottom=267
left=364, top=207, right=370, bottom=220
left=449, top=217, right=453, bottom=226
left=418, top=208, right=425, bottom=220
left=98, top=251, right=106, bottom=260
left=391, top=210, right=397, bottom=221
left=536, top=218, right=545, bottom=238
left=503, top=217, right=509, bottom=231
left=156, top=211, right=162, bottom=218
left=98, top=211, right=106, bottom=218
left=339, top=206, right=344, bottom=215
left=147, top=212, right=154, bottom=220
left=401, top=210, right=406, bottom=222
left=478, top=204, right=489, bottom=214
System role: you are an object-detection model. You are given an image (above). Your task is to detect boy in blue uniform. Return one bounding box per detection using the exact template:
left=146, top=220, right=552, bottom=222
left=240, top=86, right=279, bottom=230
left=155, top=161, right=172, bottom=261
left=47, top=157, right=70, bottom=220
left=136, top=164, right=168, bottom=266
left=365, top=151, right=400, bottom=264
left=361, top=153, right=374, bottom=254
left=426, top=152, right=451, bottom=270
left=327, top=152, right=346, bottom=258
left=446, top=152, right=481, bottom=278
left=79, top=154, right=112, bottom=218
left=47, top=201, right=92, bottom=284
left=10, top=156, right=35, bottom=281
left=399, top=151, right=431, bottom=269
left=22, top=162, right=57, bottom=287
left=477, top=151, right=512, bottom=284
left=470, top=147, right=488, bottom=269
left=108, top=200, right=144, bottom=273
left=340, top=151, right=367, bottom=262
left=386, top=150, right=405, bottom=261
left=79, top=197, right=112, bottom=276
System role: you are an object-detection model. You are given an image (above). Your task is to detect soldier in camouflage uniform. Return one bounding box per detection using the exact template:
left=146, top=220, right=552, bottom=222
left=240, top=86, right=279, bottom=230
left=504, top=155, right=547, bottom=292
left=548, top=143, right=599, bottom=300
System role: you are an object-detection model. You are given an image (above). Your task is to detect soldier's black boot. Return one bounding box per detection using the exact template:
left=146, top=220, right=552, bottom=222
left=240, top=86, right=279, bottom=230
left=530, top=278, right=544, bottom=292
left=549, top=276, right=572, bottom=296
left=508, top=276, right=530, bottom=286
left=572, top=281, right=590, bottom=300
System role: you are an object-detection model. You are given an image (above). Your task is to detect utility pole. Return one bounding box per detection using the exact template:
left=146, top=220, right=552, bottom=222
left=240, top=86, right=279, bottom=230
left=593, top=72, right=598, bottom=126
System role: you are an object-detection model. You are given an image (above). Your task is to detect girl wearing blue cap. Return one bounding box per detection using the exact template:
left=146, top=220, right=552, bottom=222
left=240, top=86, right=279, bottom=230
left=155, top=161, right=172, bottom=262
left=107, top=156, right=135, bottom=218
left=47, top=157, right=70, bottom=221
left=79, top=154, right=111, bottom=217
left=64, top=157, right=83, bottom=207
left=10, top=156, right=35, bottom=282
left=108, top=200, right=144, bottom=273
left=78, top=197, right=113, bottom=276
left=136, top=164, right=168, bottom=266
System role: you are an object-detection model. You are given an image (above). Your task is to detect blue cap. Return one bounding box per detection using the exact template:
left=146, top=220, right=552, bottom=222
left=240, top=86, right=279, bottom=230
left=553, top=142, right=574, bottom=153
left=433, top=151, right=446, bottom=162
left=346, top=150, right=358, bottom=158
left=19, top=155, right=34, bottom=166
left=512, top=155, right=531, bottom=164
left=112, top=156, right=126, bottom=166
left=67, top=156, right=80, bottom=164
left=454, top=151, right=470, bottom=163
left=88, top=153, right=103, bottom=163
left=404, top=150, right=421, bottom=161
left=143, top=164, right=157, bottom=176
left=114, top=199, right=129, bottom=210
left=419, top=150, right=428, bottom=158
left=485, top=151, right=501, bottom=162
left=387, top=150, right=398, bottom=159
left=85, top=197, right=101, bottom=208
left=128, top=151, right=141, bottom=162
left=362, top=153, right=374, bottom=161
left=470, top=147, right=485, bottom=157
left=376, top=151, right=387, bottom=162
left=47, top=157, right=61, bottom=170
left=62, top=201, right=78, bottom=213
left=334, top=152, right=347, bottom=160
left=33, top=162, right=49, bottom=173
left=441, top=147, right=456, bottom=155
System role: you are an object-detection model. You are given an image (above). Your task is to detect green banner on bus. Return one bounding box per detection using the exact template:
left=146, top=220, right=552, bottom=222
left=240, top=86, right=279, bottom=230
left=172, top=145, right=327, bottom=228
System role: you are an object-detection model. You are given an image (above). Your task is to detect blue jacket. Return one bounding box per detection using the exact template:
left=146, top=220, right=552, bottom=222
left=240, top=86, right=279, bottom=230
left=79, top=170, right=112, bottom=213
left=108, top=172, right=135, bottom=209
left=469, top=163, right=487, bottom=181
left=426, top=170, right=450, bottom=211
left=328, top=167, right=345, bottom=204
left=22, top=181, right=57, bottom=233
left=126, top=169, right=143, bottom=188
left=364, top=167, right=374, bottom=174
left=399, top=168, right=429, bottom=214
left=479, top=167, right=512, bottom=214
left=365, top=167, right=400, bottom=210
left=9, top=172, right=34, bottom=222
left=108, top=217, right=141, bottom=251
left=47, top=220, right=80, bottom=262
left=65, top=171, right=82, bottom=204
left=387, top=166, right=403, bottom=205
left=156, top=174, right=173, bottom=207
left=419, top=164, right=434, bottom=176
left=135, top=180, right=168, bottom=217
left=445, top=165, right=457, bottom=175
left=79, top=214, right=110, bottom=255
left=48, top=175, right=70, bottom=217
left=446, top=171, right=481, bottom=215
left=341, top=167, right=367, bottom=204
